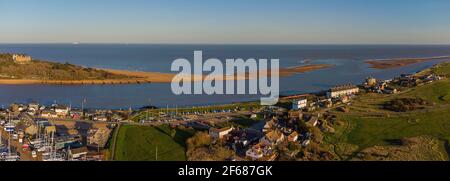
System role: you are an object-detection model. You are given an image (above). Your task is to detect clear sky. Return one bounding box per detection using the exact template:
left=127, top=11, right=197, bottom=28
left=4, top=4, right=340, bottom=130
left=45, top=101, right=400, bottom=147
left=1, top=0, right=450, bottom=44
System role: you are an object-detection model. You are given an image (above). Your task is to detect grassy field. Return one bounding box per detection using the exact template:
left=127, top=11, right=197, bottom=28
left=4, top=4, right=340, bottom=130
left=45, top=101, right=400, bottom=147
left=343, top=109, right=450, bottom=147
left=217, top=114, right=264, bottom=128
left=326, top=63, right=450, bottom=160
left=113, top=124, right=195, bottom=161
left=132, top=101, right=261, bottom=121
left=418, top=62, right=450, bottom=77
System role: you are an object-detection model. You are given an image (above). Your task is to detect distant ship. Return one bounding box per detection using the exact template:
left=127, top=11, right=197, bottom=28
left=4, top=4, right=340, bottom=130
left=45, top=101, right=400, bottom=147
left=299, top=59, right=312, bottom=64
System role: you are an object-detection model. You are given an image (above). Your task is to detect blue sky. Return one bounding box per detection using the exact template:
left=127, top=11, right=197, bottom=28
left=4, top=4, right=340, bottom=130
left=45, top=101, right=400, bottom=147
left=1, top=0, right=450, bottom=44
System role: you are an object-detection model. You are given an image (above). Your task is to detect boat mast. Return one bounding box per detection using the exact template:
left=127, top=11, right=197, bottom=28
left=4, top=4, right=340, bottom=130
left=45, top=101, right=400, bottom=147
left=51, top=131, right=55, bottom=160
left=0, top=128, right=3, bottom=146
left=8, top=129, right=11, bottom=157
left=37, top=123, right=40, bottom=145
left=7, top=112, right=11, bottom=157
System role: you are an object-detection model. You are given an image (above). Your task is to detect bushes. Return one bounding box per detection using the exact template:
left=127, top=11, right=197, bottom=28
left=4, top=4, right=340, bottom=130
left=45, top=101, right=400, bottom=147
left=383, top=98, right=428, bottom=112
left=186, top=132, right=212, bottom=150
left=185, top=132, right=235, bottom=161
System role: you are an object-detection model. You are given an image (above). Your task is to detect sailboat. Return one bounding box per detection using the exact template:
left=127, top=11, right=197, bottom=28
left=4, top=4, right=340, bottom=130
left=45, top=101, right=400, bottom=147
left=42, top=131, right=64, bottom=161
left=30, top=124, right=44, bottom=149
left=1, top=113, right=19, bottom=161
left=4, top=130, right=20, bottom=161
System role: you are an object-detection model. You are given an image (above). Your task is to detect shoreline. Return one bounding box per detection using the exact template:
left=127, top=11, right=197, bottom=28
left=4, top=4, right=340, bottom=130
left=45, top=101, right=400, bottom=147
left=366, top=55, right=450, bottom=69
left=0, top=62, right=446, bottom=110
left=2, top=53, right=447, bottom=85
left=0, top=64, right=332, bottom=85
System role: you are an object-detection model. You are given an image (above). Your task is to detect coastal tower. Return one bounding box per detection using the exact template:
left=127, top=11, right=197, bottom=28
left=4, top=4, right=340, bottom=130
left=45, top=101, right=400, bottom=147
left=12, top=54, right=32, bottom=64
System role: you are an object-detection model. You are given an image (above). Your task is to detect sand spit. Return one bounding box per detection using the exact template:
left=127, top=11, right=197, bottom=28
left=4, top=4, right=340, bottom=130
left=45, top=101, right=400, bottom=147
left=0, top=64, right=332, bottom=85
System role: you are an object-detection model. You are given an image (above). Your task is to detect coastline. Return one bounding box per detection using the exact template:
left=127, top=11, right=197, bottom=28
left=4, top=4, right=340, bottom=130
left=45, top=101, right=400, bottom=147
left=0, top=64, right=332, bottom=85
left=1, top=53, right=446, bottom=85
left=366, top=55, right=450, bottom=69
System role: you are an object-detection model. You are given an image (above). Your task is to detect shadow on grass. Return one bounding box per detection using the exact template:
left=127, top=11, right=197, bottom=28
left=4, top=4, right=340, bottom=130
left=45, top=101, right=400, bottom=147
left=154, top=126, right=195, bottom=148
left=383, top=139, right=403, bottom=146
left=444, top=139, right=450, bottom=160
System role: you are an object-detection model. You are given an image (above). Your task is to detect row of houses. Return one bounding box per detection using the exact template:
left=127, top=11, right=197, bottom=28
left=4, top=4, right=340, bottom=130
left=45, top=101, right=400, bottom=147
left=363, top=77, right=398, bottom=94
left=245, top=123, right=300, bottom=161
left=7, top=102, right=126, bottom=122
left=364, top=73, right=443, bottom=95
left=393, top=73, right=443, bottom=87
left=326, top=84, right=360, bottom=98
left=291, top=84, right=359, bottom=112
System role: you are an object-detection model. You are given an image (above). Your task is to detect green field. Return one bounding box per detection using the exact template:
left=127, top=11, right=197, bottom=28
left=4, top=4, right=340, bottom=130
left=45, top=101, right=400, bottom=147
left=133, top=101, right=261, bottom=121
left=419, top=62, right=450, bottom=77
left=326, top=63, right=450, bottom=160
left=113, top=125, right=195, bottom=161
left=343, top=109, right=450, bottom=147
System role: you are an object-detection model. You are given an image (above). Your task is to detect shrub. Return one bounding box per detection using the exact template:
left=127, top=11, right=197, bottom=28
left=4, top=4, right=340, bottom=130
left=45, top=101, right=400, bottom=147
left=186, top=132, right=212, bottom=150
left=383, top=98, right=428, bottom=112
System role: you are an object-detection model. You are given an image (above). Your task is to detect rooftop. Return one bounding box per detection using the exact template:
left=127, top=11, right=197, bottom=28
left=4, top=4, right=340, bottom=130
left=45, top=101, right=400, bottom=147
left=210, top=127, right=233, bottom=133
left=330, top=83, right=358, bottom=92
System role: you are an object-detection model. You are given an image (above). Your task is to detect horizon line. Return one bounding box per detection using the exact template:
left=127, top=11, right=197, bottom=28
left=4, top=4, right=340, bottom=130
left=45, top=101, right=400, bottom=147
left=1, top=42, right=450, bottom=46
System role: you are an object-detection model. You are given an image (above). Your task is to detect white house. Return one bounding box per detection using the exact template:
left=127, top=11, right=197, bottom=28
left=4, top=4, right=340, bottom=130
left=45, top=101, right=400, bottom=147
left=327, top=84, right=359, bottom=98
left=209, top=127, right=234, bottom=139
left=69, top=147, right=88, bottom=161
left=54, top=105, right=70, bottom=117
left=93, top=115, right=108, bottom=122
left=41, top=110, right=58, bottom=118
left=292, top=98, right=307, bottom=110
